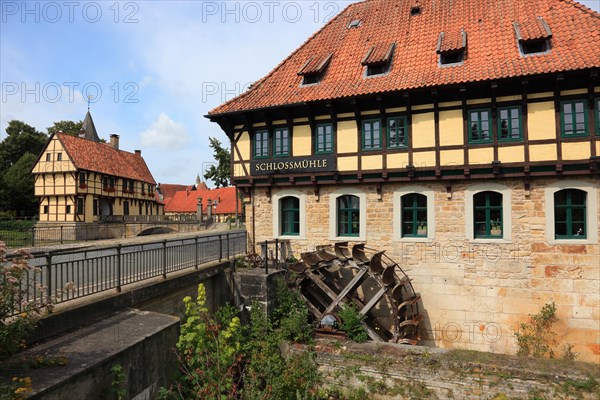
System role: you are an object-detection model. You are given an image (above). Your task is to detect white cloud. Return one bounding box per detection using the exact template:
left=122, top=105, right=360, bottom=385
left=139, top=113, right=190, bottom=150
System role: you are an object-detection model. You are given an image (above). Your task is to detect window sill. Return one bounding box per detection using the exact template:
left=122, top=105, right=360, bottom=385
left=330, top=235, right=365, bottom=242
left=395, top=237, right=433, bottom=243
left=547, top=238, right=595, bottom=245
left=469, top=238, right=512, bottom=244
left=277, top=234, right=305, bottom=240
left=560, top=133, right=589, bottom=138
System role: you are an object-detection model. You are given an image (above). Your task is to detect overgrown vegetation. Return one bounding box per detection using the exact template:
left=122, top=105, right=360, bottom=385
left=338, top=304, right=368, bottom=343
left=0, top=242, right=55, bottom=399
left=160, top=278, right=321, bottom=400
left=514, top=302, right=577, bottom=360
left=108, top=364, right=127, bottom=400
left=0, top=243, right=53, bottom=360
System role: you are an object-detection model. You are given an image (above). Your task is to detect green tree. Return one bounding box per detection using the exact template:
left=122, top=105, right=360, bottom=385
left=0, top=121, right=47, bottom=175
left=203, top=137, right=231, bottom=188
left=47, top=120, right=83, bottom=136
left=3, top=153, right=38, bottom=216
left=0, top=121, right=47, bottom=216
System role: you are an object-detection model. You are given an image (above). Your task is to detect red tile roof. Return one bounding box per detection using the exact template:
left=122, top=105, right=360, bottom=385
left=209, top=0, right=600, bottom=116
left=165, top=186, right=241, bottom=215
left=158, top=184, right=193, bottom=201
left=56, top=133, right=156, bottom=184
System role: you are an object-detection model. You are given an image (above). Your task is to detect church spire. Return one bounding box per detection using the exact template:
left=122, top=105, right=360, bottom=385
left=80, top=110, right=101, bottom=142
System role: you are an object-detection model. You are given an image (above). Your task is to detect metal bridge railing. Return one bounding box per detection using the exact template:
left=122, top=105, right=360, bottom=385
left=5, top=230, right=247, bottom=316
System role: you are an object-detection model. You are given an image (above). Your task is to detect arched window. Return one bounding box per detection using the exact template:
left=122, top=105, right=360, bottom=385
left=554, top=189, right=586, bottom=239
left=280, top=196, right=300, bottom=236
left=401, top=193, right=427, bottom=237
left=337, top=195, right=360, bottom=237
left=473, top=191, right=503, bottom=238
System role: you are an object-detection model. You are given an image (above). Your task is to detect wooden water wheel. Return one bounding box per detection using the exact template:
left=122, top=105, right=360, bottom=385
left=291, top=242, right=421, bottom=344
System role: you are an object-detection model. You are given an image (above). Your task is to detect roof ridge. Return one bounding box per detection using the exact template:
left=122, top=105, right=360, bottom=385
left=562, top=0, right=600, bottom=17
left=207, top=1, right=365, bottom=115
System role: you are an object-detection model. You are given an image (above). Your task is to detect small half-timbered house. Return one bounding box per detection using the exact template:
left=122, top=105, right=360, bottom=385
left=32, top=112, right=163, bottom=225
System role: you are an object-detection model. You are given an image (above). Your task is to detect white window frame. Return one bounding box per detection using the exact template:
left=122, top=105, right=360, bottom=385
left=272, top=189, right=306, bottom=239
left=393, top=186, right=435, bottom=242
left=329, top=188, right=367, bottom=241
left=544, top=180, right=598, bottom=245
left=465, top=183, right=512, bottom=242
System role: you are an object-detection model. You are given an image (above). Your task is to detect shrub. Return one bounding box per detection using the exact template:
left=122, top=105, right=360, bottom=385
left=270, top=277, right=312, bottom=344
left=172, top=284, right=243, bottom=399
left=514, top=302, right=576, bottom=360
left=338, top=304, right=368, bottom=343
left=0, top=242, right=53, bottom=360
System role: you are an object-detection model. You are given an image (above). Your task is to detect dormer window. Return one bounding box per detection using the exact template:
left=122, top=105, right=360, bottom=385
left=437, top=29, right=467, bottom=66
left=298, top=53, right=332, bottom=86
left=513, top=17, right=552, bottom=56
left=362, top=43, right=395, bottom=77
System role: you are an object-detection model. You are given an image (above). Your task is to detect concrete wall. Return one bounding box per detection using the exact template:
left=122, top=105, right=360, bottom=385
left=12, top=311, right=179, bottom=400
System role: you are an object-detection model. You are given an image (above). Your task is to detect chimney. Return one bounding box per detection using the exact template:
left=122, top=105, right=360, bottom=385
left=134, top=150, right=142, bottom=156
left=110, top=134, right=120, bottom=150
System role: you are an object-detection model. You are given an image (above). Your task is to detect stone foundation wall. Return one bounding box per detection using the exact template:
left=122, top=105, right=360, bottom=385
left=296, top=340, right=599, bottom=400
left=246, top=177, right=599, bottom=363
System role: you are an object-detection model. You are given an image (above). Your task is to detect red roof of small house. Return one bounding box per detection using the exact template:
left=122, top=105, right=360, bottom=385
left=165, top=186, right=241, bottom=215
left=56, top=133, right=156, bottom=184
left=208, top=0, right=600, bottom=116
left=158, top=184, right=193, bottom=202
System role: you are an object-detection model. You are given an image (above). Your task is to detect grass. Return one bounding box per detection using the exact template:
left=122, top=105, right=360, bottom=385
left=0, top=230, right=33, bottom=248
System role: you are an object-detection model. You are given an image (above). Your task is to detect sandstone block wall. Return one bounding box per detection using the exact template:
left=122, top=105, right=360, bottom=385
left=245, top=177, right=599, bottom=363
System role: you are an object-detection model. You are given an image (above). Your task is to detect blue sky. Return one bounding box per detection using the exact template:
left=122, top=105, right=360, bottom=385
left=1, top=0, right=599, bottom=186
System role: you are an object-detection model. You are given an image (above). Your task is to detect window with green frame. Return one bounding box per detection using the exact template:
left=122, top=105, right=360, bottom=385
left=362, top=119, right=382, bottom=150
left=280, top=196, right=300, bottom=236
left=498, top=106, right=522, bottom=141
left=315, top=123, right=333, bottom=154
left=337, top=195, right=360, bottom=236
left=388, top=116, right=407, bottom=148
left=561, top=99, right=587, bottom=137
left=473, top=191, right=503, bottom=238
left=254, top=130, right=269, bottom=158
left=554, top=189, right=586, bottom=239
left=468, top=109, right=492, bottom=143
left=273, top=128, right=289, bottom=157
left=401, top=193, right=427, bottom=237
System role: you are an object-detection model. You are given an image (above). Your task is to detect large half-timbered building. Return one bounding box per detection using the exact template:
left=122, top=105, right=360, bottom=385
left=208, top=0, right=600, bottom=362
left=32, top=112, right=163, bottom=225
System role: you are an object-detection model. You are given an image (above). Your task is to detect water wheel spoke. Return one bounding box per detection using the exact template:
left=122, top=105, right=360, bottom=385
left=359, top=287, right=387, bottom=316
left=323, top=267, right=369, bottom=315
